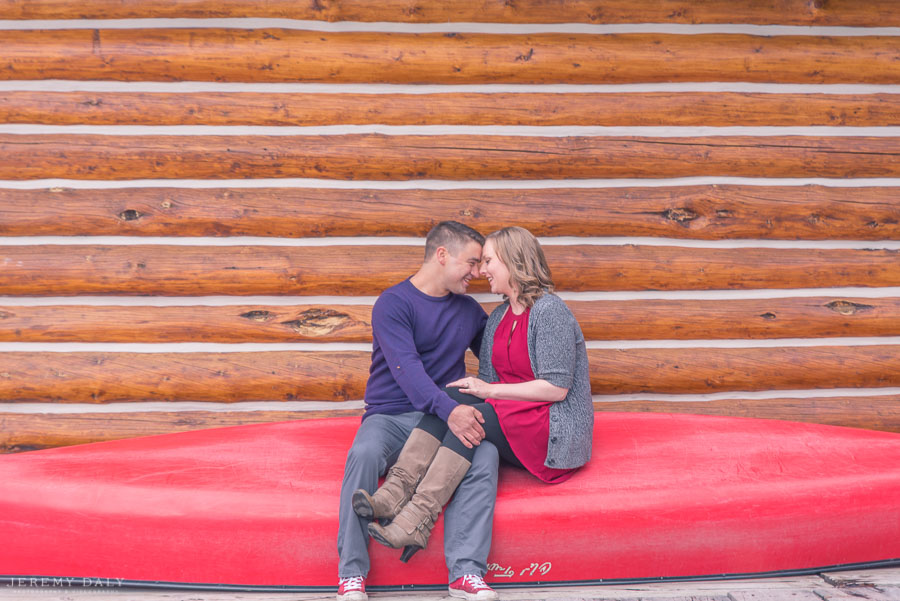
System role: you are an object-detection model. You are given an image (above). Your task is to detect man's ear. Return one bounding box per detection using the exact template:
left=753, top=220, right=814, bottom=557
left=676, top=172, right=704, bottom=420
left=435, top=246, right=448, bottom=265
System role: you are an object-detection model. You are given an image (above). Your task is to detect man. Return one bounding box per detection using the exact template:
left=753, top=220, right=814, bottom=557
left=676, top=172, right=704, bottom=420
left=337, top=221, right=500, bottom=601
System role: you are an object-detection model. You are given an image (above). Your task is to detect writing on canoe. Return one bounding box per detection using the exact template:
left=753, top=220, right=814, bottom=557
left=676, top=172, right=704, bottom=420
left=487, top=561, right=552, bottom=578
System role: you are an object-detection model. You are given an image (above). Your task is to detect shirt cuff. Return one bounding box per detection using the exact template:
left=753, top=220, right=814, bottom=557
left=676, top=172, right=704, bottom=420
left=434, top=392, right=459, bottom=423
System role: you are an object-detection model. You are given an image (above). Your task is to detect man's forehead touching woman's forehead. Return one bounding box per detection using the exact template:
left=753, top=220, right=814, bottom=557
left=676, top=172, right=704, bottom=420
left=450, top=240, right=483, bottom=267
left=462, top=240, right=484, bottom=257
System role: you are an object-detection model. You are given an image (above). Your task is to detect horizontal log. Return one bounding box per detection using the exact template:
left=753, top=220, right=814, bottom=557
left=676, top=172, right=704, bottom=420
left=0, top=351, right=373, bottom=403
left=0, top=0, right=896, bottom=27
left=573, top=297, right=900, bottom=340
left=593, top=346, right=900, bottom=394
left=0, top=245, right=421, bottom=296
left=4, top=395, right=899, bottom=453
left=3, top=346, right=900, bottom=402
left=2, top=185, right=899, bottom=240
left=593, top=395, right=900, bottom=433
left=2, top=245, right=900, bottom=296
left=1, top=30, right=898, bottom=84
left=4, top=297, right=900, bottom=342
left=2, top=135, right=899, bottom=180
left=3, top=91, right=899, bottom=127
left=0, top=304, right=377, bottom=343
left=0, top=409, right=364, bottom=453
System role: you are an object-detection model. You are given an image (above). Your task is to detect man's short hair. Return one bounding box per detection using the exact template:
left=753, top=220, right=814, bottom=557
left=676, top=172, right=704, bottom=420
left=424, top=221, right=485, bottom=260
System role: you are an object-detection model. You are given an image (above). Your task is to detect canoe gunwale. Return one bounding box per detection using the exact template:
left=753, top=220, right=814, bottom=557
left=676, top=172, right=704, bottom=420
left=3, top=558, right=900, bottom=592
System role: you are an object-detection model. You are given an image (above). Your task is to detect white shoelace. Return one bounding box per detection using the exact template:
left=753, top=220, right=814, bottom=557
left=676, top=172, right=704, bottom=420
left=340, top=576, right=364, bottom=590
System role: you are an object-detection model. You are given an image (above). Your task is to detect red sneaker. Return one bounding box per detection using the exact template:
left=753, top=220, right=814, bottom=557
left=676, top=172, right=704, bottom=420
left=337, top=575, right=367, bottom=601
left=449, top=574, right=498, bottom=600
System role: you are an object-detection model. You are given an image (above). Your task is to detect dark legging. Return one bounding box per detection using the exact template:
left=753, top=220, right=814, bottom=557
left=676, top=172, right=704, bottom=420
left=415, top=386, right=524, bottom=468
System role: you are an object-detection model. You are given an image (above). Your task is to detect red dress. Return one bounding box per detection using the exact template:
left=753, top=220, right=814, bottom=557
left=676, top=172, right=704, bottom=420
left=486, top=307, right=576, bottom=484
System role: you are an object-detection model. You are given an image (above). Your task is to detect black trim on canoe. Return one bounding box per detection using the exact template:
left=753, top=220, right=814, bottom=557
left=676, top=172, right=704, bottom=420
left=2, top=559, right=900, bottom=592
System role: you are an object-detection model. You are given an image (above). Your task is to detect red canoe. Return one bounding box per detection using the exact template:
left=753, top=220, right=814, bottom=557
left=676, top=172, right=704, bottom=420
left=1, top=413, right=899, bottom=590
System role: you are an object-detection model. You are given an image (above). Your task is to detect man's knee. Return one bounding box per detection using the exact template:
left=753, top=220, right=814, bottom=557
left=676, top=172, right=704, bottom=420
left=344, top=438, right=388, bottom=474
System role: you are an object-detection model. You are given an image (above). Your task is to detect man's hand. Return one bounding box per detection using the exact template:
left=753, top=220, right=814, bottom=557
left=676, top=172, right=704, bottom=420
left=447, top=404, right=486, bottom=449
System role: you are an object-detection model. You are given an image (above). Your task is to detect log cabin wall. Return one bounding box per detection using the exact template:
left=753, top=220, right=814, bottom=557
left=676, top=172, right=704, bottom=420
left=0, top=1, right=899, bottom=452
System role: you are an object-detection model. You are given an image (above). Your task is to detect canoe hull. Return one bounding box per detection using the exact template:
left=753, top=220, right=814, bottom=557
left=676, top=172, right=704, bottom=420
left=1, top=413, right=898, bottom=587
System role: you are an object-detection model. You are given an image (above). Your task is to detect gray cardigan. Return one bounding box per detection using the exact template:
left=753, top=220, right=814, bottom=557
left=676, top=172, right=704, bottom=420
left=477, top=293, right=593, bottom=469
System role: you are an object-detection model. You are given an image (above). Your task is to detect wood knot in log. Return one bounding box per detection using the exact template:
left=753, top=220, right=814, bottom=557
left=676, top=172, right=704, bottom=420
left=825, top=300, right=874, bottom=316
left=760, top=312, right=777, bottom=320
left=118, top=209, right=144, bottom=222
left=661, top=208, right=699, bottom=225
left=282, top=308, right=352, bottom=337
left=515, top=48, right=534, bottom=62
left=240, top=310, right=274, bottom=322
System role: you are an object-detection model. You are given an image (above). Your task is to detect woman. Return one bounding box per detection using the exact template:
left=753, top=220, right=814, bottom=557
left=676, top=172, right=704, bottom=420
left=353, top=226, right=593, bottom=562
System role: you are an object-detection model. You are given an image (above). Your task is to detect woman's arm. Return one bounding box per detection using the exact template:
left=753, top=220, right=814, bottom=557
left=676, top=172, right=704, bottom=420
left=447, top=376, right=568, bottom=403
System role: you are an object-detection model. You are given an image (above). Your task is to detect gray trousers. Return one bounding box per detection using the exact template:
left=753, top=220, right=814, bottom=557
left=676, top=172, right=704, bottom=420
left=337, top=411, right=499, bottom=582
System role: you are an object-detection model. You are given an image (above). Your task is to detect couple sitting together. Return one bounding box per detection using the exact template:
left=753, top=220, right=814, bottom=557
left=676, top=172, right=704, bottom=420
left=337, top=222, right=593, bottom=601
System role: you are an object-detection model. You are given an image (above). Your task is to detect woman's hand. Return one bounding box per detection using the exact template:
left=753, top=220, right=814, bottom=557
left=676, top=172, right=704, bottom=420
left=447, top=376, right=494, bottom=399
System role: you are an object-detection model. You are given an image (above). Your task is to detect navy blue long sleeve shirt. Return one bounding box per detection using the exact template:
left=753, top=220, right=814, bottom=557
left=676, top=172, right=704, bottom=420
left=363, top=278, right=487, bottom=422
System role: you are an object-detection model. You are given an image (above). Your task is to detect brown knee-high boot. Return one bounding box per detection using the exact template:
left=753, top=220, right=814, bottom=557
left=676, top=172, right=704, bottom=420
left=367, top=446, right=472, bottom=562
left=352, top=428, right=441, bottom=521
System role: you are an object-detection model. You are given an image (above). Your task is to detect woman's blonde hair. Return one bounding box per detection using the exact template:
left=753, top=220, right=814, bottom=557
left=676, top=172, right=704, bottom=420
left=486, top=226, right=554, bottom=308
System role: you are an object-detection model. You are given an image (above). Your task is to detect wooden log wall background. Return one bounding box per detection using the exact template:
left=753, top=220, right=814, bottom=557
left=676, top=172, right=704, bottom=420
left=0, top=1, right=899, bottom=452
